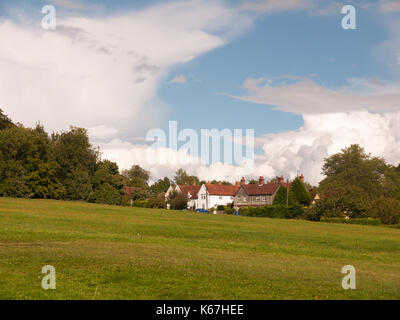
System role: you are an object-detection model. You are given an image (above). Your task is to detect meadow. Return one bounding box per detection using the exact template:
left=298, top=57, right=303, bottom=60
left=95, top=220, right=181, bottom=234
left=0, top=198, right=399, bottom=300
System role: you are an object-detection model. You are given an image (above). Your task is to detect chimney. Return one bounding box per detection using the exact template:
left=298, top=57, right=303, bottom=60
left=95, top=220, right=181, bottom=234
left=235, top=181, right=240, bottom=186
left=218, top=181, right=222, bottom=185
left=240, top=177, right=245, bottom=186
left=193, top=181, right=197, bottom=186
left=300, top=174, right=304, bottom=184
left=278, top=175, right=284, bottom=185
left=259, top=176, right=264, bottom=185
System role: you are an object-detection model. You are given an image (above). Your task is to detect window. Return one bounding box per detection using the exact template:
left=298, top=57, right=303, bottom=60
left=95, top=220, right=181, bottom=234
left=256, top=197, right=260, bottom=202
left=219, top=196, right=222, bottom=200
left=262, top=196, right=266, bottom=201
left=230, top=196, right=234, bottom=200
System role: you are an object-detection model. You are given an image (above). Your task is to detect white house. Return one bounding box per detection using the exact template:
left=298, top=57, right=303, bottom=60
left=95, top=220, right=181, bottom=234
left=196, top=184, right=239, bottom=210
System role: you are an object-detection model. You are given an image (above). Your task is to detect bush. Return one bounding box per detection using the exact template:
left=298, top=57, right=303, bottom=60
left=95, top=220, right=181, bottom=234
left=217, top=205, right=225, bottom=211
left=147, top=193, right=166, bottom=209
left=93, top=183, right=121, bottom=205
left=224, top=207, right=234, bottom=215
left=239, top=205, right=304, bottom=219
left=320, top=217, right=381, bottom=226
left=167, top=190, right=187, bottom=210
left=367, top=197, right=400, bottom=225
left=132, top=200, right=149, bottom=208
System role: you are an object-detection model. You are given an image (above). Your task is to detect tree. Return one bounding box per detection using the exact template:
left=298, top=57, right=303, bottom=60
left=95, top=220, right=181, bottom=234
left=167, top=190, right=188, bottom=210
left=150, top=177, right=171, bottom=195
left=122, top=165, right=150, bottom=189
left=92, top=160, right=124, bottom=204
left=94, top=183, right=122, bottom=205
left=273, top=186, right=296, bottom=206
left=317, top=144, right=388, bottom=217
left=289, top=177, right=311, bottom=206
left=51, top=127, right=99, bottom=200
left=174, top=168, right=199, bottom=186
left=367, top=197, right=400, bottom=225
left=0, top=109, right=14, bottom=130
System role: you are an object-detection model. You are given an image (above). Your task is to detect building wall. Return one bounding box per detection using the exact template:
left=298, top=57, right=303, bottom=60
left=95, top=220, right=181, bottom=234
left=208, top=195, right=234, bottom=209
left=197, top=184, right=208, bottom=209
left=196, top=185, right=234, bottom=210
left=234, top=186, right=279, bottom=208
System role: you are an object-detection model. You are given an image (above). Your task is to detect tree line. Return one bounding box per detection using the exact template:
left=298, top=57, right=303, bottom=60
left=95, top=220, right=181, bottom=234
left=1, top=109, right=400, bottom=224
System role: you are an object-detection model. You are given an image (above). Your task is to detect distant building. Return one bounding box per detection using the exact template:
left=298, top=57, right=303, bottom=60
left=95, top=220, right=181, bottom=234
left=197, top=183, right=239, bottom=210
left=165, top=184, right=201, bottom=209
left=234, top=176, right=280, bottom=209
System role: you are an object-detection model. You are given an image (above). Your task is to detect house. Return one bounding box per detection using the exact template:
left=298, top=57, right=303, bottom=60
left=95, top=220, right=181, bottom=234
left=165, top=184, right=201, bottom=209
left=233, top=176, right=281, bottom=208
left=197, top=183, right=239, bottom=210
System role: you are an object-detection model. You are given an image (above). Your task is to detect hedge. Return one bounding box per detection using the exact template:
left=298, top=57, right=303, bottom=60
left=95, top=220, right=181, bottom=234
left=320, top=217, right=381, bottom=226
left=132, top=200, right=149, bottom=208
left=238, top=204, right=304, bottom=219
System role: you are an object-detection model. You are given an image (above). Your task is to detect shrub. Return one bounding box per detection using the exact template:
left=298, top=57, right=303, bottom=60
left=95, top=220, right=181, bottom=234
left=132, top=200, right=148, bottom=208
left=93, top=183, right=121, bottom=205
left=367, top=197, right=400, bottom=225
left=224, top=207, right=234, bottom=215
left=238, top=205, right=304, bottom=219
left=167, top=190, right=187, bottom=210
left=217, top=205, right=225, bottom=211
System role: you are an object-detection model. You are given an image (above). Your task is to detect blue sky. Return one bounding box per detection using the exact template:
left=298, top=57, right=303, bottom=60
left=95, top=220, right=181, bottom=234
left=1, top=0, right=400, bottom=183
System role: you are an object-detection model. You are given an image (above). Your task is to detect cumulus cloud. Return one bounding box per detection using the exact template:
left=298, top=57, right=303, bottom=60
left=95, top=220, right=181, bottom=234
left=97, top=110, right=400, bottom=186
left=230, top=77, right=400, bottom=114
left=256, top=111, right=400, bottom=184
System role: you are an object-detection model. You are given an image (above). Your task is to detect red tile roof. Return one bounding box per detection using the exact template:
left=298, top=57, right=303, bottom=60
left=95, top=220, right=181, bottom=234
left=241, top=183, right=280, bottom=196
left=178, top=185, right=201, bottom=199
left=205, top=184, right=239, bottom=196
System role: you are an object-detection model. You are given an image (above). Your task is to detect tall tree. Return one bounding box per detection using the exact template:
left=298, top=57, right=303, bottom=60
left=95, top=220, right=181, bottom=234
left=289, top=177, right=311, bottom=206
left=174, top=168, right=199, bottom=185
left=122, top=165, right=150, bottom=189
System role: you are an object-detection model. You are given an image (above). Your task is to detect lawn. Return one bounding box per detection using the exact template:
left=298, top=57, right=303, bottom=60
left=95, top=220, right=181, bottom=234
left=0, top=197, right=399, bottom=300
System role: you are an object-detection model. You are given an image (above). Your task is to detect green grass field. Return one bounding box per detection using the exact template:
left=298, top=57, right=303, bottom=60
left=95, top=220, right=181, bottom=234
left=0, top=198, right=399, bottom=300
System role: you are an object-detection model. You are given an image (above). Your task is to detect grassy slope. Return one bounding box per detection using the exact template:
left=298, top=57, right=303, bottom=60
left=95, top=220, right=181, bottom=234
left=0, top=198, right=399, bottom=300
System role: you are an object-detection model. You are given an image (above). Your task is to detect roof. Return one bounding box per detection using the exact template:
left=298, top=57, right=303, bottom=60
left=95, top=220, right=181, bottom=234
left=205, top=184, right=239, bottom=196
left=124, top=186, right=143, bottom=197
left=178, top=185, right=201, bottom=199
left=240, top=183, right=280, bottom=196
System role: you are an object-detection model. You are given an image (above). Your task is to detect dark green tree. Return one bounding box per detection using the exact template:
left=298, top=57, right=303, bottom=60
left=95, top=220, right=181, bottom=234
left=273, top=186, right=296, bottom=206
left=122, top=165, right=150, bottom=189
left=173, top=168, right=199, bottom=186
left=0, top=109, right=14, bottom=130
left=150, top=177, right=171, bottom=195
left=289, top=177, right=311, bottom=206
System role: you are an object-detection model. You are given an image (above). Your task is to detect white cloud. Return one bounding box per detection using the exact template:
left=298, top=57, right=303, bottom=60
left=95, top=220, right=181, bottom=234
left=230, top=77, right=400, bottom=114
left=0, top=0, right=253, bottom=136
left=170, top=74, right=187, bottom=84
left=97, top=110, right=400, bottom=186
left=256, top=111, right=400, bottom=185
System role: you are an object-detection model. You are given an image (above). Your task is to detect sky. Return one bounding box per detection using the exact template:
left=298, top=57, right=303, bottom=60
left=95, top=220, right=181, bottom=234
left=1, top=0, right=400, bottom=184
